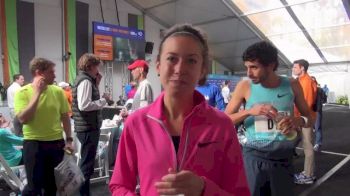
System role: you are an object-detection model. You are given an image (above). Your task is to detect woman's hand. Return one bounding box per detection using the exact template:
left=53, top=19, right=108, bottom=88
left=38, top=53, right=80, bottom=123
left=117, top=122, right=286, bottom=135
left=155, top=168, right=204, bottom=196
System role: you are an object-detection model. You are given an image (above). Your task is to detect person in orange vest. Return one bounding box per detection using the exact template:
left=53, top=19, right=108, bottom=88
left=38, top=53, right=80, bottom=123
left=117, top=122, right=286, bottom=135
left=59, top=82, right=73, bottom=117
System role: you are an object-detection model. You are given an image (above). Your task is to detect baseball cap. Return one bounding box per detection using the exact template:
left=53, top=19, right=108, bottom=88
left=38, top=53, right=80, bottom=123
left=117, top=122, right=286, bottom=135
left=58, top=81, right=69, bottom=88
left=127, top=60, right=149, bottom=71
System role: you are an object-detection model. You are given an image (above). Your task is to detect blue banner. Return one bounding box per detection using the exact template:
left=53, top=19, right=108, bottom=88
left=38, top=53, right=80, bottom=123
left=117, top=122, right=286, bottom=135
left=207, top=74, right=241, bottom=92
left=93, top=21, right=145, bottom=40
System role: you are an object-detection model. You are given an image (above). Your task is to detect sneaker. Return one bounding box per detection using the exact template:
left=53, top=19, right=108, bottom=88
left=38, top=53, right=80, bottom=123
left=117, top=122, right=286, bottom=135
left=314, top=144, right=321, bottom=152
left=294, top=172, right=316, bottom=184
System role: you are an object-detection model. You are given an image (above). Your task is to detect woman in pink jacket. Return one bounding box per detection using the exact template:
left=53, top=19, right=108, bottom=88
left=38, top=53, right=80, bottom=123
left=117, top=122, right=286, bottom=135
left=109, top=24, right=250, bottom=196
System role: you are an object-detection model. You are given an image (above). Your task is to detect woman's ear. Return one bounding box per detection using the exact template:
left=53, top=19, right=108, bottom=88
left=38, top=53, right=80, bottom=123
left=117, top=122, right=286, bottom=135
left=156, top=60, right=161, bottom=76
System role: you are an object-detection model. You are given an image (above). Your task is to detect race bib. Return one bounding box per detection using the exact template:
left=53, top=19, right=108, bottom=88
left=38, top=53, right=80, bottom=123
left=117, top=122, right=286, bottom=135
left=254, top=111, right=290, bottom=133
left=254, top=115, right=276, bottom=133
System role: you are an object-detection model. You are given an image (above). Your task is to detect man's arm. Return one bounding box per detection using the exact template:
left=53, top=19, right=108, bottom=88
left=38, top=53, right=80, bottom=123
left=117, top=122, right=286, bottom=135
left=225, top=80, right=250, bottom=124
left=16, top=92, right=40, bottom=123
left=61, top=112, right=73, bottom=151
left=16, top=77, right=46, bottom=123
left=61, top=112, right=72, bottom=138
left=77, top=80, right=107, bottom=111
left=59, top=87, right=74, bottom=151
left=291, top=79, right=314, bottom=127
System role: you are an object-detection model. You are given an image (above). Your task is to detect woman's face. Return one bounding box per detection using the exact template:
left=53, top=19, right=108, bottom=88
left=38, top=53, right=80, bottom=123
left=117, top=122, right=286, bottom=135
left=157, top=35, right=206, bottom=95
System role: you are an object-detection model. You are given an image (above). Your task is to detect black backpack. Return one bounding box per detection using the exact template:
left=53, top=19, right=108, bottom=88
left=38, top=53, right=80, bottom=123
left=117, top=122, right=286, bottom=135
left=320, top=88, right=327, bottom=104
left=312, top=87, right=327, bottom=111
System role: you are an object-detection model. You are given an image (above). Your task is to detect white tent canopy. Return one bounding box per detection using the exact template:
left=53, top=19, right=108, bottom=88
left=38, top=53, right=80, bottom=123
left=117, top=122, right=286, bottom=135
left=126, top=0, right=350, bottom=74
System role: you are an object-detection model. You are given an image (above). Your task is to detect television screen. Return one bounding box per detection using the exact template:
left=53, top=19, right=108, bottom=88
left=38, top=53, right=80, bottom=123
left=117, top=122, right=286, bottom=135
left=93, top=22, right=145, bottom=61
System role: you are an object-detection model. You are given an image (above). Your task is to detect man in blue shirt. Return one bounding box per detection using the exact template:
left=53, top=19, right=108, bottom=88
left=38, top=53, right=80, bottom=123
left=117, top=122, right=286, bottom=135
left=196, top=83, right=225, bottom=111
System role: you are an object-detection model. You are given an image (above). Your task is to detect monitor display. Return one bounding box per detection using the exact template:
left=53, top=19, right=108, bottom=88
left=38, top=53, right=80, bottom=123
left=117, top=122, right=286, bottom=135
left=93, top=22, right=145, bottom=61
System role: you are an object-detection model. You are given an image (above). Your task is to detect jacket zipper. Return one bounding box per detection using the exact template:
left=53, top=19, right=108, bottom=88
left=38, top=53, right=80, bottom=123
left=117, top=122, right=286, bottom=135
left=146, top=114, right=192, bottom=171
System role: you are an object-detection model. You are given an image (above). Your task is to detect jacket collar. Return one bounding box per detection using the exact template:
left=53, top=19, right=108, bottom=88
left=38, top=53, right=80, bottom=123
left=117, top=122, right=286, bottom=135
left=79, top=71, right=97, bottom=84
left=147, top=90, right=207, bottom=120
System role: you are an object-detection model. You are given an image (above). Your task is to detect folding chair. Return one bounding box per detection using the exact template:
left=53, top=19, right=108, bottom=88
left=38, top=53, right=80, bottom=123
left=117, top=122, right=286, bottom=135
left=0, top=154, right=25, bottom=191
left=75, top=129, right=112, bottom=184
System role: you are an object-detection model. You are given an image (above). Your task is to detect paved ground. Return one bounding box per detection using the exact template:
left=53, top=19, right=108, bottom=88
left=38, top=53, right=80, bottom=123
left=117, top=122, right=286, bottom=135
left=294, top=104, right=350, bottom=196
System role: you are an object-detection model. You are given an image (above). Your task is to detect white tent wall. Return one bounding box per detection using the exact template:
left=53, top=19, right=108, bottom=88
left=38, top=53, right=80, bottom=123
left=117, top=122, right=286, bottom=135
left=34, top=0, right=63, bottom=85
left=310, top=71, right=350, bottom=103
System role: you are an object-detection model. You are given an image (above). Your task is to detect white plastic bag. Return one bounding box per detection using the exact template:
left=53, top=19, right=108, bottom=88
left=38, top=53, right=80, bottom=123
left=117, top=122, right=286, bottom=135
left=54, top=153, right=85, bottom=196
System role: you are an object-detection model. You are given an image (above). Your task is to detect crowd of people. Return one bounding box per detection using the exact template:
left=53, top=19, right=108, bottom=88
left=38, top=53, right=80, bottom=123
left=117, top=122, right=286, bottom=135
left=0, top=23, right=330, bottom=196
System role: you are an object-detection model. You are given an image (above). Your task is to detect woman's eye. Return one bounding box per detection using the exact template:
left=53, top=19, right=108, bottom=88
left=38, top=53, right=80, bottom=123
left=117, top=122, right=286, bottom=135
left=188, top=58, right=197, bottom=64
left=166, top=56, right=177, bottom=63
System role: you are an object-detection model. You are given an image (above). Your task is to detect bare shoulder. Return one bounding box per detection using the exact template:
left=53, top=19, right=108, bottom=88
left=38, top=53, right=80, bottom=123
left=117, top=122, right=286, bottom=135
left=236, top=79, right=250, bottom=90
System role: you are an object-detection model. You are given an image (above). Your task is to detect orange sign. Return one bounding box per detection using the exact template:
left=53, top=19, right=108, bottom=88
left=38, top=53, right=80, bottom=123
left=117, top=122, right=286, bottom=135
left=94, top=35, right=113, bottom=60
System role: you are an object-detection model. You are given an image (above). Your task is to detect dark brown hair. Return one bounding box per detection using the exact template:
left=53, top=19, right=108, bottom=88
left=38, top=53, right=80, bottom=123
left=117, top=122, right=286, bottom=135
left=293, top=59, right=309, bottom=72
left=157, top=24, right=210, bottom=85
left=29, top=57, right=55, bottom=75
left=243, top=41, right=279, bottom=71
left=78, top=53, right=101, bottom=71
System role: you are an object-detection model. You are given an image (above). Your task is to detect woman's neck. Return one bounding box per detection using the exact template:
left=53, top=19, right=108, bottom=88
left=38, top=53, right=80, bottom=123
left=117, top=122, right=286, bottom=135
left=163, top=92, right=194, bottom=136
left=163, top=92, right=194, bottom=119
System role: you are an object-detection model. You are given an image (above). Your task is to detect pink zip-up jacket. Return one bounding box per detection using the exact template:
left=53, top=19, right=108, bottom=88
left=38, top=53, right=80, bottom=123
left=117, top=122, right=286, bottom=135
left=109, top=91, right=250, bottom=196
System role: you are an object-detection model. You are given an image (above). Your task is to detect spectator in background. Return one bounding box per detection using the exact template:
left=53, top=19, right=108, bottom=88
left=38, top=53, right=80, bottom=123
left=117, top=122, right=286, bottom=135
left=221, top=80, right=230, bottom=108
left=15, top=57, right=73, bottom=195
left=58, top=82, right=73, bottom=117
left=196, top=82, right=225, bottom=111
left=7, top=74, right=25, bottom=117
left=72, top=53, right=112, bottom=196
left=311, top=76, right=326, bottom=152
left=0, top=114, right=23, bottom=167
left=128, top=60, right=153, bottom=111
left=292, top=59, right=318, bottom=184
left=7, top=74, right=25, bottom=136
left=322, top=84, right=329, bottom=102
left=127, top=81, right=137, bottom=99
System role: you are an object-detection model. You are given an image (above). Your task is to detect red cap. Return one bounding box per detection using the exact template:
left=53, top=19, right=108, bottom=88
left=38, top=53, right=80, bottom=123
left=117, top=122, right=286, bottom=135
left=127, top=60, right=149, bottom=71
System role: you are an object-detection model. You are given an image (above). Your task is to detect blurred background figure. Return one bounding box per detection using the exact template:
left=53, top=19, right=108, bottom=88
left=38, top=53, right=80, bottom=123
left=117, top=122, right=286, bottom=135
left=322, top=84, right=329, bottom=103
left=7, top=74, right=25, bottom=136
left=196, top=82, right=225, bottom=111
left=72, top=53, right=111, bottom=196
left=127, top=81, right=137, bottom=100
left=221, top=80, right=231, bottom=108
left=7, top=74, right=25, bottom=119
left=0, top=114, right=23, bottom=167
left=58, top=82, right=73, bottom=117
left=126, top=60, right=153, bottom=112
left=311, top=76, right=327, bottom=152
left=292, top=59, right=317, bottom=184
